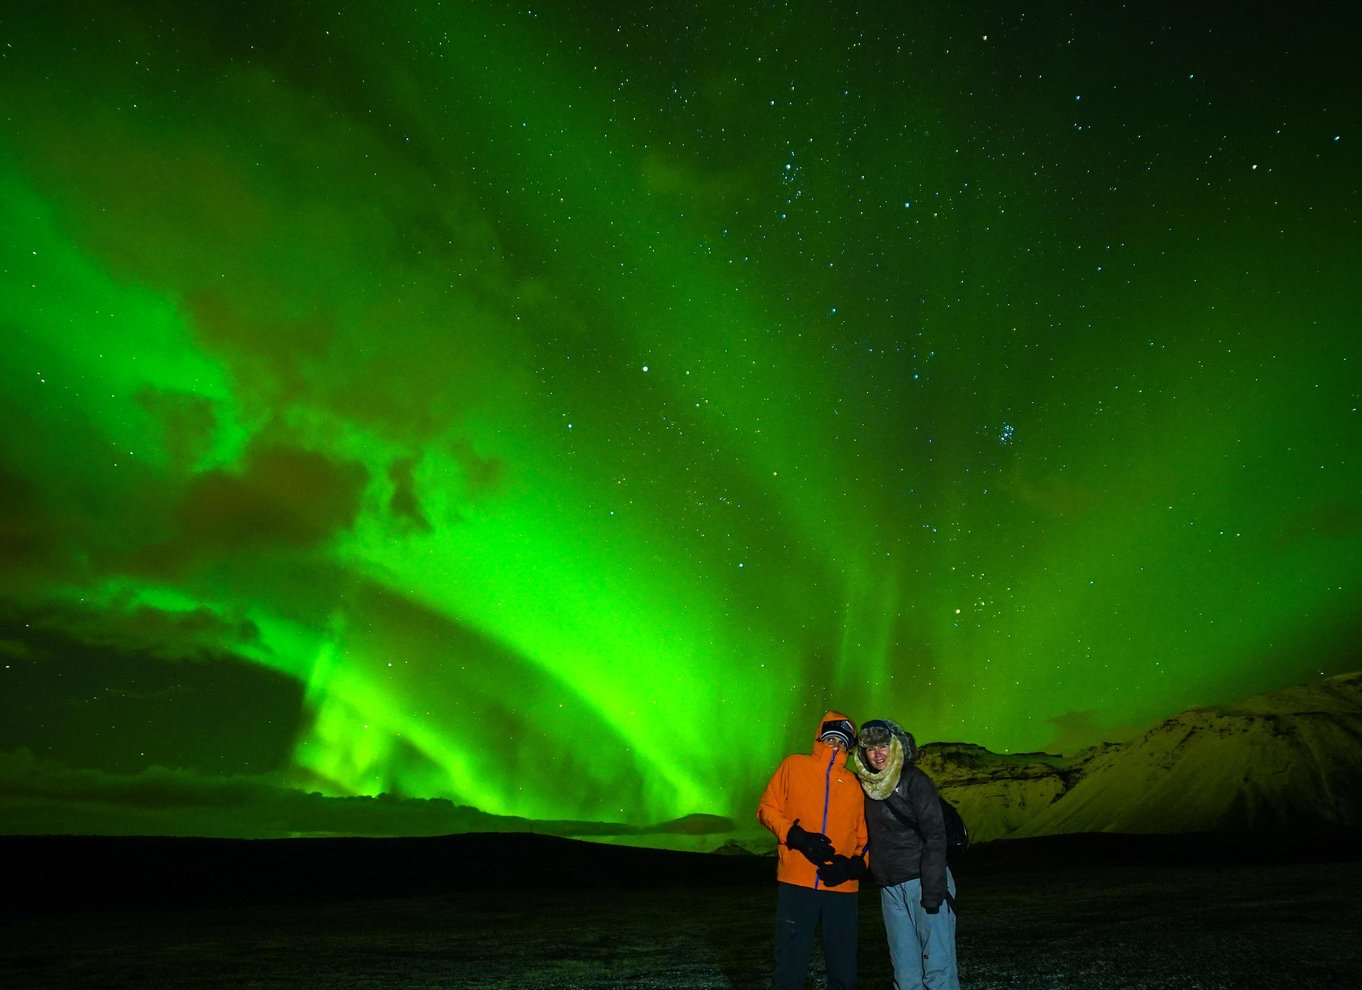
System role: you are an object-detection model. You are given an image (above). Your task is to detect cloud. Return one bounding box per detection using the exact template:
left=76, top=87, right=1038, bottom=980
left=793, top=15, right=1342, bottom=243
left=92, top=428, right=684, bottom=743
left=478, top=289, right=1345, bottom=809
left=0, top=751, right=734, bottom=839
left=386, top=457, right=431, bottom=532
left=10, top=40, right=537, bottom=446
left=0, top=467, right=79, bottom=593
left=1041, top=708, right=1147, bottom=755
left=134, top=388, right=221, bottom=474
left=2, top=596, right=260, bottom=665
left=0, top=600, right=300, bottom=776
left=132, top=442, right=368, bottom=577
left=0, top=749, right=499, bottom=837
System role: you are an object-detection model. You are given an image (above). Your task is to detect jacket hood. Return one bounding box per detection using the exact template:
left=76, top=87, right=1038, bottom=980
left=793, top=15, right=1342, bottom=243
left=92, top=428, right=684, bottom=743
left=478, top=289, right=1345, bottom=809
left=813, top=710, right=857, bottom=747
left=811, top=708, right=855, bottom=740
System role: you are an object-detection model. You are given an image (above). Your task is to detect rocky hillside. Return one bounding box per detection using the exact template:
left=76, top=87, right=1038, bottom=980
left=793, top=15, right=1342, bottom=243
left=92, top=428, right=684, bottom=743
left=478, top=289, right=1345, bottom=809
left=925, top=672, right=1362, bottom=841
left=915, top=744, right=1073, bottom=843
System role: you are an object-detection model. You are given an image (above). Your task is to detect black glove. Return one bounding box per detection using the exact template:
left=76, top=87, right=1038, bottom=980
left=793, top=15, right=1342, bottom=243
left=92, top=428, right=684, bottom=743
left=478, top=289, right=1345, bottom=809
left=922, top=900, right=941, bottom=914
left=786, top=821, right=835, bottom=865
left=817, top=854, right=867, bottom=887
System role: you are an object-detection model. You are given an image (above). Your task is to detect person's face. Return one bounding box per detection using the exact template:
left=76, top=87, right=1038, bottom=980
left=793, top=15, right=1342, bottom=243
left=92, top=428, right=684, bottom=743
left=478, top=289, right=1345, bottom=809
left=865, top=743, right=891, bottom=771
left=821, top=733, right=847, bottom=752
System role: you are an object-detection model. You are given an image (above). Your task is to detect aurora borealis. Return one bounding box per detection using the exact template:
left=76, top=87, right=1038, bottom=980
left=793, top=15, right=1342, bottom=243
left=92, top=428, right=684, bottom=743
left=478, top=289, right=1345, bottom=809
left=1, top=2, right=1359, bottom=834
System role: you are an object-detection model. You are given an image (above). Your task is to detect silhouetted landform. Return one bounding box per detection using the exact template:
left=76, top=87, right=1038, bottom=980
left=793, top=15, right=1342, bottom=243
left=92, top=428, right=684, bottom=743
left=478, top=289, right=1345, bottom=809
left=639, top=813, right=735, bottom=834
left=6, top=826, right=1360, bottom=916
left=0, top=748, right=734, bottom=840
left=925, top=670, right=1362, bottom=841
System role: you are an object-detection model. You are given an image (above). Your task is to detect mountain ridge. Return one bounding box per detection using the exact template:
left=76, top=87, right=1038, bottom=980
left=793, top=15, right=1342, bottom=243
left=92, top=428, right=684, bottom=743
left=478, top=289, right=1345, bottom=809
left=929, top=671, right=1362, bottom=841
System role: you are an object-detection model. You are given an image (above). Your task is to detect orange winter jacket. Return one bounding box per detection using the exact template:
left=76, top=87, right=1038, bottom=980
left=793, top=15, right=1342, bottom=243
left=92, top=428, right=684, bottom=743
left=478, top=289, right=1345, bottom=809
left=757, top=710, right=869, bottom=892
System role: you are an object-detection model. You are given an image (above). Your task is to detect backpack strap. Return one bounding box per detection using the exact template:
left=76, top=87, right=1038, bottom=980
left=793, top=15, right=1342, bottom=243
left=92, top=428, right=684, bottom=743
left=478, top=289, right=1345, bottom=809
left=882, top=793, right=918, bottom=832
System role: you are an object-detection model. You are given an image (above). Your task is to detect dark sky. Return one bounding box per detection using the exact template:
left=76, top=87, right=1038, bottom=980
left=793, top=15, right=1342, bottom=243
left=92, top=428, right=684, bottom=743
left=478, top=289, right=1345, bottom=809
left=1, top=1, right=1358, bottom=831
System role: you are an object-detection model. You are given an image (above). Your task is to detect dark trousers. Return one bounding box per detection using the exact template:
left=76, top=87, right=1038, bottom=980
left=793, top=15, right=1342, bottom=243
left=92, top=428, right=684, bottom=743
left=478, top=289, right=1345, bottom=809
left=771, top=881, right=858, bottom=990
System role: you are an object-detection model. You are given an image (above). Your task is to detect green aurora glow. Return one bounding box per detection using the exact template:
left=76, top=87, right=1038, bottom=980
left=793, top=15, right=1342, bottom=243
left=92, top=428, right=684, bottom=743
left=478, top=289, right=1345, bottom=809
left=1, top=2, right=1359, bottom=830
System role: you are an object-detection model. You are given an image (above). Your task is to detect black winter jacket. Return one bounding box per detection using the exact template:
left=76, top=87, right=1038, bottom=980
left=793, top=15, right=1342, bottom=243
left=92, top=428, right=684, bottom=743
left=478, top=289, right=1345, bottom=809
left=865, top=763, right=949, bottom=911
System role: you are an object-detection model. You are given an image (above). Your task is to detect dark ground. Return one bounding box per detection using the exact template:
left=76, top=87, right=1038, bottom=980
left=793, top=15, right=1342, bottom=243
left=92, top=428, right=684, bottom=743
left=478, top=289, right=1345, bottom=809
left=4, top=832, right=1361, bottom=989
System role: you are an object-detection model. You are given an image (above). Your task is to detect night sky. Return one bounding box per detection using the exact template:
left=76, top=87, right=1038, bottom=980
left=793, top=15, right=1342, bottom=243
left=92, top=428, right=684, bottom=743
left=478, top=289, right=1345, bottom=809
left=2, top=2, right=1359, bottom=832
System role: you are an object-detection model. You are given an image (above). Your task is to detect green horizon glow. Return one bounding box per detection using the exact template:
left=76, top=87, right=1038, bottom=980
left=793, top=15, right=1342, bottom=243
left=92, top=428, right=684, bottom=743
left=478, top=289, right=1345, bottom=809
left=1, top=2, right=1359, bottom=830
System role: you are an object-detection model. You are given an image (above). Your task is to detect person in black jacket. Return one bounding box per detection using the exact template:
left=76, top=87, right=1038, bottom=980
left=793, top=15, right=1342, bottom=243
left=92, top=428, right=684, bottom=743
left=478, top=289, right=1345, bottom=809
left=847, top=719, right=959, bottom=990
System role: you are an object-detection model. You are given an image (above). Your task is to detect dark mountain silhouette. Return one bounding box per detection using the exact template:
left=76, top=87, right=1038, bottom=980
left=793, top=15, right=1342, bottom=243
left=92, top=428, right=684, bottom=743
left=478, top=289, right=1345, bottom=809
left=925, top=671, right=1362, bottom=841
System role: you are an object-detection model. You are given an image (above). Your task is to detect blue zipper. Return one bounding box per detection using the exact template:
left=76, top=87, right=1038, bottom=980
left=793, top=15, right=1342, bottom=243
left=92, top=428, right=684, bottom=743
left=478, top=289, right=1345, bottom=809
left=815, top=749, right=835, bottom=890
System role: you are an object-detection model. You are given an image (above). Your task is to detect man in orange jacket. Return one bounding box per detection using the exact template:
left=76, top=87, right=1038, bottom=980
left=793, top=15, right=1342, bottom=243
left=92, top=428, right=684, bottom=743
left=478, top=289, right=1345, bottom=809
left=757, top=710, right=869, bottom=990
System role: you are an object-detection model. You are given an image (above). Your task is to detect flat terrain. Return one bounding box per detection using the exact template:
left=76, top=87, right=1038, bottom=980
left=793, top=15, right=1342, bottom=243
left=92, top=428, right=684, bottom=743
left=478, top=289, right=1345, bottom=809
left=4, top=833, right=1360, bottom=989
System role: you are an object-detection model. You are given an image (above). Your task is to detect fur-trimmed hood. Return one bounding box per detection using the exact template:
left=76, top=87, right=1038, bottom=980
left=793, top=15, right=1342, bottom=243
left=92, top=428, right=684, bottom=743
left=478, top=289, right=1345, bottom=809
left=847, top=718, right=914, bottom=800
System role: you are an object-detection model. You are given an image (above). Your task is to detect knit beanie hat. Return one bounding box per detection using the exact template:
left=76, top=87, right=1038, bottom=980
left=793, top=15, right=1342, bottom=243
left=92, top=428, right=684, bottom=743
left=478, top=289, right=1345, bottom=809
left=819, top=716, right=857, bottom=750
